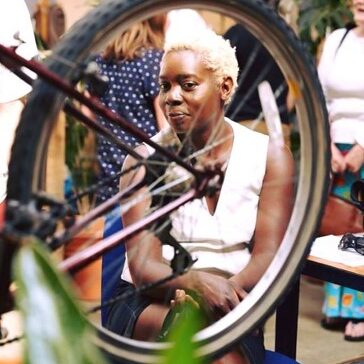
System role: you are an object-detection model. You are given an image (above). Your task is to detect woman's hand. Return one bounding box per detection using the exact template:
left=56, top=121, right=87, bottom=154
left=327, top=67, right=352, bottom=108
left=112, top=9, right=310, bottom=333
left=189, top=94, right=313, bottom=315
left=192, top=271, right=247, bottom=319
left=344, top=144, right=364, bottom=173
left=228, top=276, right=248, bottom=297
left=331, top=143, right=346, bottom=173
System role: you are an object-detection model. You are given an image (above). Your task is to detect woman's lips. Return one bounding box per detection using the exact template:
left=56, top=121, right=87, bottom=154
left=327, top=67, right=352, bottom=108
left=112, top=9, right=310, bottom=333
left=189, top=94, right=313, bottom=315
left=354, top=5, right=364, bottom=13
left=168, top=113, right=186, bottom=123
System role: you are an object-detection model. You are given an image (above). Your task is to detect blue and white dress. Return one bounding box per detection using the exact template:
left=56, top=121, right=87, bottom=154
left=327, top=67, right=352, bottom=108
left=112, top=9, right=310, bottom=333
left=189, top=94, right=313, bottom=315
left=94, top=48, right=163, bottom=204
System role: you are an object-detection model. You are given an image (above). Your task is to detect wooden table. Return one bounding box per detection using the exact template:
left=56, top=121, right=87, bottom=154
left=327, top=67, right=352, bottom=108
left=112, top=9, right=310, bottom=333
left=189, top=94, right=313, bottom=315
left=274, top=253, right=364, bottom=359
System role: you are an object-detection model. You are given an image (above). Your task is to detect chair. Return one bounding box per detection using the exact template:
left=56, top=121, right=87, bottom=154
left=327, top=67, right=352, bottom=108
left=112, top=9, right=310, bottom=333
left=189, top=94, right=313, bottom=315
left=264, top=350, right=300, bottom=364
left=101, top=206, right=125, bottom=326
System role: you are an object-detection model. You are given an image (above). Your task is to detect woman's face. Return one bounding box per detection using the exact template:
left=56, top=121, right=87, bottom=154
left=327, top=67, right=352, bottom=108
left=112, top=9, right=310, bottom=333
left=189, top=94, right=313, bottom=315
left=352, top=0, right=364, bottom=25
left=158, top=50, right=226, bottom=136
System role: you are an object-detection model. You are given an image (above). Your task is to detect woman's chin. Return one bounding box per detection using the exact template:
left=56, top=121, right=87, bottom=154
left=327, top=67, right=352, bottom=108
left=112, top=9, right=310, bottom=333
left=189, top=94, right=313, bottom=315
left=354, top=14, right=364, bottom=26
left=170, top=122, right=189, bottom=134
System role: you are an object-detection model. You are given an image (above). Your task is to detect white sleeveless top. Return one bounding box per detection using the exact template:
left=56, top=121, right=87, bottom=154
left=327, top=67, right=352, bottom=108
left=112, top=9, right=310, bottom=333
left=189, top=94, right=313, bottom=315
left=121, top=118, right=269, bottom=281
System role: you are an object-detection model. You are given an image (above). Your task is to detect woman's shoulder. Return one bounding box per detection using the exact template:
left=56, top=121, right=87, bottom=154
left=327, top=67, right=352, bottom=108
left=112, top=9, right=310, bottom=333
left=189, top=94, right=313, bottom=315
left=94, top=54, right=117, bottom=69
left=139, top=48, right=164, bottom=61
left=226, top=117, right=269, bottom=143
left=150, top=127, right=178, bottom=146
left=328, top=28, right=348, bottom=37
left=324, top=28, right=349, bottom=47
left=133, top=48, right=163, bottom=74
left=319, top=28, right=350, bottom=60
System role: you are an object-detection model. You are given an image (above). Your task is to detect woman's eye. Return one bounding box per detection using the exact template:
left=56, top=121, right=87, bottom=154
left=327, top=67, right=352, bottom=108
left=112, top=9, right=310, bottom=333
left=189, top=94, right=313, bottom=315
left=183, top=82, right=197, bottom=90
left=159, top=83, right=169, bottom=91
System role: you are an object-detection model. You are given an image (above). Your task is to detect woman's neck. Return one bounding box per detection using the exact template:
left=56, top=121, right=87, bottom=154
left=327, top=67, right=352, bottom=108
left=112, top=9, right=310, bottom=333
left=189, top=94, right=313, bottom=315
left=354, top=24, right=364, bottom=37
left=191, top=115, right=227, bottom=148
left=196, top=120, right=234, bottom=167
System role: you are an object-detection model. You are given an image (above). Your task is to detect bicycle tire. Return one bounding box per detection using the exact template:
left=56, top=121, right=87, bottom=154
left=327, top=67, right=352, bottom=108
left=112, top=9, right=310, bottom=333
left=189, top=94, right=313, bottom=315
left=3, top=0, right=330, bottom=362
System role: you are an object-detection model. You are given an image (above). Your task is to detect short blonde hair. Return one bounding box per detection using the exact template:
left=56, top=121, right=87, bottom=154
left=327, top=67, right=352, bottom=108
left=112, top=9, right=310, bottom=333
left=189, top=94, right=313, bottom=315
left=163, top=28, right=239, bottom=103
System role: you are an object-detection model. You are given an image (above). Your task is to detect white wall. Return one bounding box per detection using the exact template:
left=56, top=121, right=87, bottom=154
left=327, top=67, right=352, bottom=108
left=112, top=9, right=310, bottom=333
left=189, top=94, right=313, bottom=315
left=58, top=0, right=93, bottom=30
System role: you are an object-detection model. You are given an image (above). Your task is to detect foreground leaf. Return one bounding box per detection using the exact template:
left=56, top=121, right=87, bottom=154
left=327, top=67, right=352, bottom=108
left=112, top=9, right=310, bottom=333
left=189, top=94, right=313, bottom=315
left=13, top=239, right=105, bottom=364
left=160, top=302, right=205, bottom=364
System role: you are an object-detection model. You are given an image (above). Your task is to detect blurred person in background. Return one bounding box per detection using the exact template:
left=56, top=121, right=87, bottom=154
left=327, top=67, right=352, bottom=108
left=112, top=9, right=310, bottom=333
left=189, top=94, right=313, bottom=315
left=85, top=14, right=169, bottom=325
left=90, top=14, right=168, bottom=205
left=223, top=0, right=294, bottom=146
left=0, top=0, right=38, bottom=224
left=317, top=0, right=364, bottom=341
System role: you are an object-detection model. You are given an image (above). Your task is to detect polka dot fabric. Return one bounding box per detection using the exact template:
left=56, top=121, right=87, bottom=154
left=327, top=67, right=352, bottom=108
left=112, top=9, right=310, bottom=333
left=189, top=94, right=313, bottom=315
left=94, top=48, right=163, bottom=203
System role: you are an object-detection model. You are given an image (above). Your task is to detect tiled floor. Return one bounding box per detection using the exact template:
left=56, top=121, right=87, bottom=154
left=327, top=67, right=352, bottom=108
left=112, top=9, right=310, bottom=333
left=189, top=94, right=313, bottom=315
left=265, top=277, right=364, bottom=364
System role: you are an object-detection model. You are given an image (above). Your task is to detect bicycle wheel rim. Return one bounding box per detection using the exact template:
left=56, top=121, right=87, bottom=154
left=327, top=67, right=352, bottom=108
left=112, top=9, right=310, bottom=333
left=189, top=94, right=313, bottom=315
left=5, top=0, right=330, bottom=362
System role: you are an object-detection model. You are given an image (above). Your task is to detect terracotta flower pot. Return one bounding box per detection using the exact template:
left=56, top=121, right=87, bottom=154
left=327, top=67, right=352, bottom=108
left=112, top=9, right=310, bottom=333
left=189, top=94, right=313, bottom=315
left=64, top=217, right=104, bottom=302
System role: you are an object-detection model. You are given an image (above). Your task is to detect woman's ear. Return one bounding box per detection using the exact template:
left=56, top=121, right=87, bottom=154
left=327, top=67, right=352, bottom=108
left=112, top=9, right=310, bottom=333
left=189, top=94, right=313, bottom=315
left=220, top=77, right=233, bottom=102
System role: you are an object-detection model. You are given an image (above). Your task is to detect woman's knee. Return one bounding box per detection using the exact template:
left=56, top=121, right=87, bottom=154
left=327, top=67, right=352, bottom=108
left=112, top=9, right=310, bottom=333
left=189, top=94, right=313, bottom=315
left=132, top=303, right=169, bottom=341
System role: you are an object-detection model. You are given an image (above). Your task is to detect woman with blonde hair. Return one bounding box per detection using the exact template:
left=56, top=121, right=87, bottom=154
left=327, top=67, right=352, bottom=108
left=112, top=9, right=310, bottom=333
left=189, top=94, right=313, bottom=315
left=106, top=27, right=294, bottom=364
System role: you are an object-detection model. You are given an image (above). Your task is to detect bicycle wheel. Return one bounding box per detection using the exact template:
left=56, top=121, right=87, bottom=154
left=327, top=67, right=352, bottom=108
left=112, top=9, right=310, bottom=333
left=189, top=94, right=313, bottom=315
left=1, top=0, right=330, bottom=362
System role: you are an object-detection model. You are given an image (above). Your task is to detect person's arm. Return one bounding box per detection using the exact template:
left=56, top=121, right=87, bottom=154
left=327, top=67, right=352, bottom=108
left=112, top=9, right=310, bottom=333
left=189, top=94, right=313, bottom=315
left=139, top=49, right=168, bottom=131
left=331, top=142, right=346, bottom=173
left=120, top=146, right=246, bottom=315
left=120, top=144, right=186, bottom=294
left=317, top=32, right=340, bottom=116
left=230, top=140, right=295, bottom=292
left=344, top=144, right=364, bottom=173
left=153, top=95, right=168, bottom=130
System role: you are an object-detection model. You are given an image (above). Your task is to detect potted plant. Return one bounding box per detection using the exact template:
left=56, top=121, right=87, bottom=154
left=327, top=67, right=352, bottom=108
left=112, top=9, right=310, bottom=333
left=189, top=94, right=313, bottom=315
left=298, top=0, right=353, bottom=57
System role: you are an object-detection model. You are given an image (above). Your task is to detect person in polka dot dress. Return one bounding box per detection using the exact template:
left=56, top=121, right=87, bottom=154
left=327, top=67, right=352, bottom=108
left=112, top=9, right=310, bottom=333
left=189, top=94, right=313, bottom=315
left=87, top=14, right=168, bottom=325
left=92, top=14, right=168, bottom=204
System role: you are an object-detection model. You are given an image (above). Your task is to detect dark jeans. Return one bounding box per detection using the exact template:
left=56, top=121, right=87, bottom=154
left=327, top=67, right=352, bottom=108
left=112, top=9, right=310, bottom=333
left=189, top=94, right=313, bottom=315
left=106, top=279, right=265, bottom=364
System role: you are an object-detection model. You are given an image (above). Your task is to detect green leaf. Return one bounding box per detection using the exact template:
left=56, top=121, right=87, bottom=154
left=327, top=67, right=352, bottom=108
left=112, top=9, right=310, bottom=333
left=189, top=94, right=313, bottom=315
left=13, top=239, right=105, bottom=364
left=298, top=0, right=353, bottom=56
left=160, top=303, right=206, bottom=364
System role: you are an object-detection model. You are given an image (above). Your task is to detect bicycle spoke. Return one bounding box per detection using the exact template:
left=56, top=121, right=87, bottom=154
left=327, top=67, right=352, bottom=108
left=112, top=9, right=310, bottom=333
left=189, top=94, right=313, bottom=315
left=1, top=1, right=330, bottom=362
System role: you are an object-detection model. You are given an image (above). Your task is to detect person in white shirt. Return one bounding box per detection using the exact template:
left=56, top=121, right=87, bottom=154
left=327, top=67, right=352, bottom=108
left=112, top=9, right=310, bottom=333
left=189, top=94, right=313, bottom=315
left=318, top=8, right=364, bottom=175
left=0, top=0, right=38, bottom=221
left=106, top=27, right=294, bottom=364
left=317, top=0, right=364, bottom=342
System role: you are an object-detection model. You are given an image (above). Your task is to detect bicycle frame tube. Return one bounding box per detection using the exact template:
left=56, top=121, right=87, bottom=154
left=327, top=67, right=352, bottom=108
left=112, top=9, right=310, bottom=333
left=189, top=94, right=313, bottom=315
left=0, top=43, right=222, bottom=284
left=59, top=188, right=198, bottom=273
left=0, top=239, right=15, bottom=314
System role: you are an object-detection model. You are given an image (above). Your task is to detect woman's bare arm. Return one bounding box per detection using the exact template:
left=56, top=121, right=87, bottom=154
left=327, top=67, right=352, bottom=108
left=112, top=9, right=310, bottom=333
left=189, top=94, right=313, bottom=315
left=153, top=95, right=169, bottom=130
left=230, top=141, right=295, bottom=292
left=120, top=145, right=202, bottom=298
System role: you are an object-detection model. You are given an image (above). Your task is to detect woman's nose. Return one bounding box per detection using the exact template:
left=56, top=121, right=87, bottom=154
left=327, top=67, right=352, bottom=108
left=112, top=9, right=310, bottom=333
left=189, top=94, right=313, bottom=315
left=166, top=85, right=182, bottom=105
